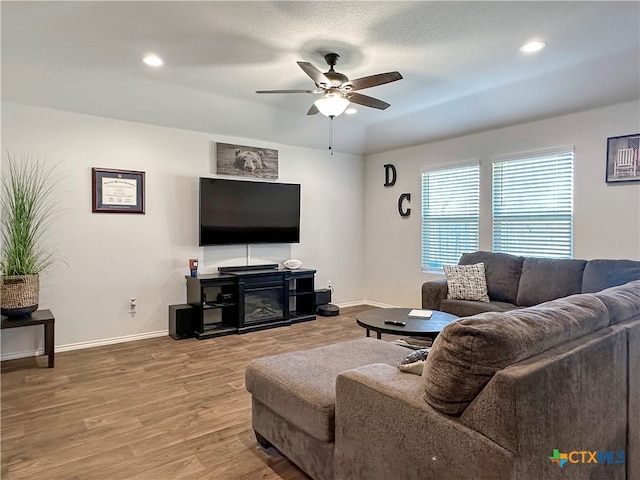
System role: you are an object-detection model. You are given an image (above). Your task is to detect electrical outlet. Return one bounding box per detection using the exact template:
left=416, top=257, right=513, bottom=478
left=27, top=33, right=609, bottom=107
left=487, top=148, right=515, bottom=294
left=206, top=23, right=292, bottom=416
left=326, top=280, right=332, bottom=289
left=129, top=298, right=137, bottom=313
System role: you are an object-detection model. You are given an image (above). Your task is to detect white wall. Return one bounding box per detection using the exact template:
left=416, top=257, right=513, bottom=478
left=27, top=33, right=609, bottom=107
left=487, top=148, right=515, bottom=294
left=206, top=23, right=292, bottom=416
left=4, top=100, right=639, bottom=357
left=364, top=100, right=640, bottom=307
left=1, top=102, right=365, bottom=357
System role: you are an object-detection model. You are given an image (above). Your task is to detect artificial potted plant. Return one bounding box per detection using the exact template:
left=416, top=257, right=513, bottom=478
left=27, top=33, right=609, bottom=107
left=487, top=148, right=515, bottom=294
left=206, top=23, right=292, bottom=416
left=1, top=154, right=59, bottom=318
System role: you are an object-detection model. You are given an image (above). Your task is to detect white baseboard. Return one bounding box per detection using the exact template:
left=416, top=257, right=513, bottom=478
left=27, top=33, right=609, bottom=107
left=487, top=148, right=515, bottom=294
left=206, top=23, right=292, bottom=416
left=333, top=300, right=401, bottom=309
left=0, top=349, right=47, bottom=361
left=0, top=330, right=168, bottom=361
left=56, top=330, right=168, bottom=353
left=360, top=300, right=401, bottom=308
left=335, top=300, right=367, bottom=308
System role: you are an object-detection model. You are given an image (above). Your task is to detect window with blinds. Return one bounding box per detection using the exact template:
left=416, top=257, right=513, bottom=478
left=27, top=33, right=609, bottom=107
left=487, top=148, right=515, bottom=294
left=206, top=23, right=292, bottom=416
left=492, top=148, right=574, bottom=258
left=421, top=163, right=479, bottom=271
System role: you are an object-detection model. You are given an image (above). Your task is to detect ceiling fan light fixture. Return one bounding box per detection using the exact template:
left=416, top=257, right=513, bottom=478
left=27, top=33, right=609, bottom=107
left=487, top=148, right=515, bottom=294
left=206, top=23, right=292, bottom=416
left=345, top=107, right=357, bottom=114
left=314, top=91, right=350, bottom=117
left=519, top=41, right=546, bottom=53
left=142, top=54, right=164, bottom=67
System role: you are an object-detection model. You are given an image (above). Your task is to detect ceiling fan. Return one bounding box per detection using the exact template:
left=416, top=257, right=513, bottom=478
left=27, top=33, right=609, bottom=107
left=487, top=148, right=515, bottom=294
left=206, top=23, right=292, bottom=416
left=256, top=53, right=403, bottom=118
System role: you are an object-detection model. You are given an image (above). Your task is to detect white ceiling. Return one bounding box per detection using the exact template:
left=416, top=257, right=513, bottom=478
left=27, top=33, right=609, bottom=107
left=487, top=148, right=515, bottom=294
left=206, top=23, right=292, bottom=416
left=2, top=1, right=639, bottom=156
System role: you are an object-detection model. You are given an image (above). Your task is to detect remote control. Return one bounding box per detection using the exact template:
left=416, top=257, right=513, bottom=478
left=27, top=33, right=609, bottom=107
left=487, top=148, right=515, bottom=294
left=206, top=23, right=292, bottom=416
left=384, top=320, right=406, bottom=326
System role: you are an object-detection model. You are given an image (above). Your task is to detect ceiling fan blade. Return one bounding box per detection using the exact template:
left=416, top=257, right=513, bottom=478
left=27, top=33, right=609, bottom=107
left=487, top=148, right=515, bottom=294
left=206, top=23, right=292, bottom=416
left=347, top=72, right=403, bottom=91
left=306, top=104, right=319, bottom=116
left=297, top=61, right=331, bottom=88
left=346, top=92, right=390, bottom=110
left=256, top=89, right=321, bottom=94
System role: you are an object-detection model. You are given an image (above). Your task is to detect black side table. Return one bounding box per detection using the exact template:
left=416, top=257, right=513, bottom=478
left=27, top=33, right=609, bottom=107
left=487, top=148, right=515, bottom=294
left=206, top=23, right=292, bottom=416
left=1, top=309, right=55, bottom=367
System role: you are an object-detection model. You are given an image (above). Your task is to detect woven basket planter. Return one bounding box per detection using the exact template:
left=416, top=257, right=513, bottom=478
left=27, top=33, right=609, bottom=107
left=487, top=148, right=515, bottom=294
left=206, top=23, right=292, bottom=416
left=1, top=274, right=39, bottom=318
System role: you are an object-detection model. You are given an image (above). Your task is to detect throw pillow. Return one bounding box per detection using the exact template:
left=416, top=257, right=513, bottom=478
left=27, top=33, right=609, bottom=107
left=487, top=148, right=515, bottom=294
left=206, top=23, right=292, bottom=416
left=459, top=251, right=524, bottom=303
left=398, top=348, right=430, bottom=375
left=443, top=263, right=490, bottom=302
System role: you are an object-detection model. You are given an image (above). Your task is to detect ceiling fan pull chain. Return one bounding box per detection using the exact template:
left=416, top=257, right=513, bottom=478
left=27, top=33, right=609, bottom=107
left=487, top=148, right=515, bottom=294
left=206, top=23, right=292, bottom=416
left=328, top=116, right=334, bottom=155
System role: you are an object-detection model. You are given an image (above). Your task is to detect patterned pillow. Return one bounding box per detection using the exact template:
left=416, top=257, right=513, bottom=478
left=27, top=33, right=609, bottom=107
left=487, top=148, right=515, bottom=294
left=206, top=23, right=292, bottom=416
left=443, top=263, right=490, bottom=302
left=398, top=348, right=430, bottom=375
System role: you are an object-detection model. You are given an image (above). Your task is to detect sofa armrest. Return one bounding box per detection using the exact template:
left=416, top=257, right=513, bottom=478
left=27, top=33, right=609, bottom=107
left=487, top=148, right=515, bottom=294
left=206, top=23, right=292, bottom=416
left=422, top=278, right=448, bottom=309
left=334, top=364, right=514, bottom=480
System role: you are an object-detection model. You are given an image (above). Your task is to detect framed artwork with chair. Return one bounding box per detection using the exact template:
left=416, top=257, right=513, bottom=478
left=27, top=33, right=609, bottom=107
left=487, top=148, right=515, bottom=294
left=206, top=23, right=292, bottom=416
left=606, top=133, right=640, bottom=183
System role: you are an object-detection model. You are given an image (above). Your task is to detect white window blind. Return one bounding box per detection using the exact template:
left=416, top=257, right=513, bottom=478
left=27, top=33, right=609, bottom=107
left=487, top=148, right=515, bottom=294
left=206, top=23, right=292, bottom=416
left=492, top=148, right=574, bottom=258
left=421, top=163, right=479, bottom=271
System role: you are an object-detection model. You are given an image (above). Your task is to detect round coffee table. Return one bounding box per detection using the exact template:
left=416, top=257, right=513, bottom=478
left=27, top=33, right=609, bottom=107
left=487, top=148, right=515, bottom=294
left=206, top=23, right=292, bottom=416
left=356, top=308, right=458, bottom=340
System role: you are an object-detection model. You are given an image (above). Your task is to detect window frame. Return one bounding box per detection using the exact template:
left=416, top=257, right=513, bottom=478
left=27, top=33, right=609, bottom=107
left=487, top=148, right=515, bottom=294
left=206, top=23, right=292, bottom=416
left=421, top=161, right=480, bottom=272
left=491, top=146, right=575, bottom=259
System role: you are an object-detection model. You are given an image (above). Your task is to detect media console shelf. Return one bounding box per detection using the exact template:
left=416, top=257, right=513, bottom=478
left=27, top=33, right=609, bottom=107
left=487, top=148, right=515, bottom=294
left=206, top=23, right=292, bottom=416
left=185, top=266, right=316, bottom=340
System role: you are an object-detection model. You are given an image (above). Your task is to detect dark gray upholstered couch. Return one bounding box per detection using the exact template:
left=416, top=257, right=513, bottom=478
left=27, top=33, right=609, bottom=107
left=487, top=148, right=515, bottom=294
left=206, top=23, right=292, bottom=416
left=246, top=259, right=640, bottom=480
left=422, top=251, right=640, bottom=317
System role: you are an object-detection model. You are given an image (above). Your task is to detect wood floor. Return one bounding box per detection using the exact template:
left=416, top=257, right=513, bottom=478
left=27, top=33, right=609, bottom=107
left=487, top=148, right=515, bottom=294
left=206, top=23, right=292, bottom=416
left=1, top=306, right=376, bottom=480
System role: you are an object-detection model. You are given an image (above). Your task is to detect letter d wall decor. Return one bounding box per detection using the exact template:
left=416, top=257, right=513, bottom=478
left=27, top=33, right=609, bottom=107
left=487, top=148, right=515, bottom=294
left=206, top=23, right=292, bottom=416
left=383, top=164, right=397, bottom=186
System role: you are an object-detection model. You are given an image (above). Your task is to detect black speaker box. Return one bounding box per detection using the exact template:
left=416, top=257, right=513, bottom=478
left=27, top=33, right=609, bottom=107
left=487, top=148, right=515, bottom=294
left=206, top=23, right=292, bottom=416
left=169, top=304, right=195, bottom=340
left=315, top=288, right=332, bottom=306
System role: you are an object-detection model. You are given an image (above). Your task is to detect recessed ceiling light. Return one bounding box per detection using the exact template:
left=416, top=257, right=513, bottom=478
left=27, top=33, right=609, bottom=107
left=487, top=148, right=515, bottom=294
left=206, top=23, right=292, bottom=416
left=520, top=41, right=546, bottom=54
left=142, top=54, right=164, bottom=67
left=345, top=107, right=357, bottom=114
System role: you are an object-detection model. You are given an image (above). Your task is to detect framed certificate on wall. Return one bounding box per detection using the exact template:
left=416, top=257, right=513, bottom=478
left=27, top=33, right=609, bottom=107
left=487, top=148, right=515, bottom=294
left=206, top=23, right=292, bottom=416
left=92, top=168, right=145, bottom=213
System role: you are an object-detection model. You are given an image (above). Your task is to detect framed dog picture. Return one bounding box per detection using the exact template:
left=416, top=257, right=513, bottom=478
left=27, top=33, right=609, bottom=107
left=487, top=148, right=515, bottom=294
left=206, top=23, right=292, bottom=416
left=215, top=142, right=278, bottom=179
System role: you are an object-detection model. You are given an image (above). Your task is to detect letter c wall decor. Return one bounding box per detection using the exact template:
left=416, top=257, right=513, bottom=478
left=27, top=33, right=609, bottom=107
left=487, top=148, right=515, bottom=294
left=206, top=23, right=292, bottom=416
left=398, top=193, right=411, bottom=217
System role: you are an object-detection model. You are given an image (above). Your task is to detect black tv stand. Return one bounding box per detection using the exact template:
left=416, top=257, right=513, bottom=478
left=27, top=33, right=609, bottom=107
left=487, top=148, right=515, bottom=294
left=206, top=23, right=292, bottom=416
left=183, top=268, right=316, bottom=340
left=218, top=264, right=279, bottom=273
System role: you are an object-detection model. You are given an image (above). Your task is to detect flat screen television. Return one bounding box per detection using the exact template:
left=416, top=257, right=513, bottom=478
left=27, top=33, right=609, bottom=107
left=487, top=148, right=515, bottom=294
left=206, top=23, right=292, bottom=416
left=199, top=178, right=301, bottom=246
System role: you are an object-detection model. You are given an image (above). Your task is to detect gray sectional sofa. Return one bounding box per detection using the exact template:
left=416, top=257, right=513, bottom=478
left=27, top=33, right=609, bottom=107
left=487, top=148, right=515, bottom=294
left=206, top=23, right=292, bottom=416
left=422, top=250, right=640, bottom=316
left=245, top=255, right=640, bottom=480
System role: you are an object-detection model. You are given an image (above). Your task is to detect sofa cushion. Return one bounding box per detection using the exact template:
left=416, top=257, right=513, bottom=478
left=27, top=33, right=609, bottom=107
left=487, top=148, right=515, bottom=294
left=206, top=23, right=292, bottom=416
left=443, top=263, right=489, bottom=302
left=582, top=259, right=640, bottom=293
left=440, top=299, right=517, bottom=317
left=592, top=280, right=640, bottom=325
left=459, top=251, right=524, bottom=304
left=422, top=293, right=609, bottom=416
left=245, top=338, right=408, bottom=442
left=516, top=257, right=587, bottom=306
